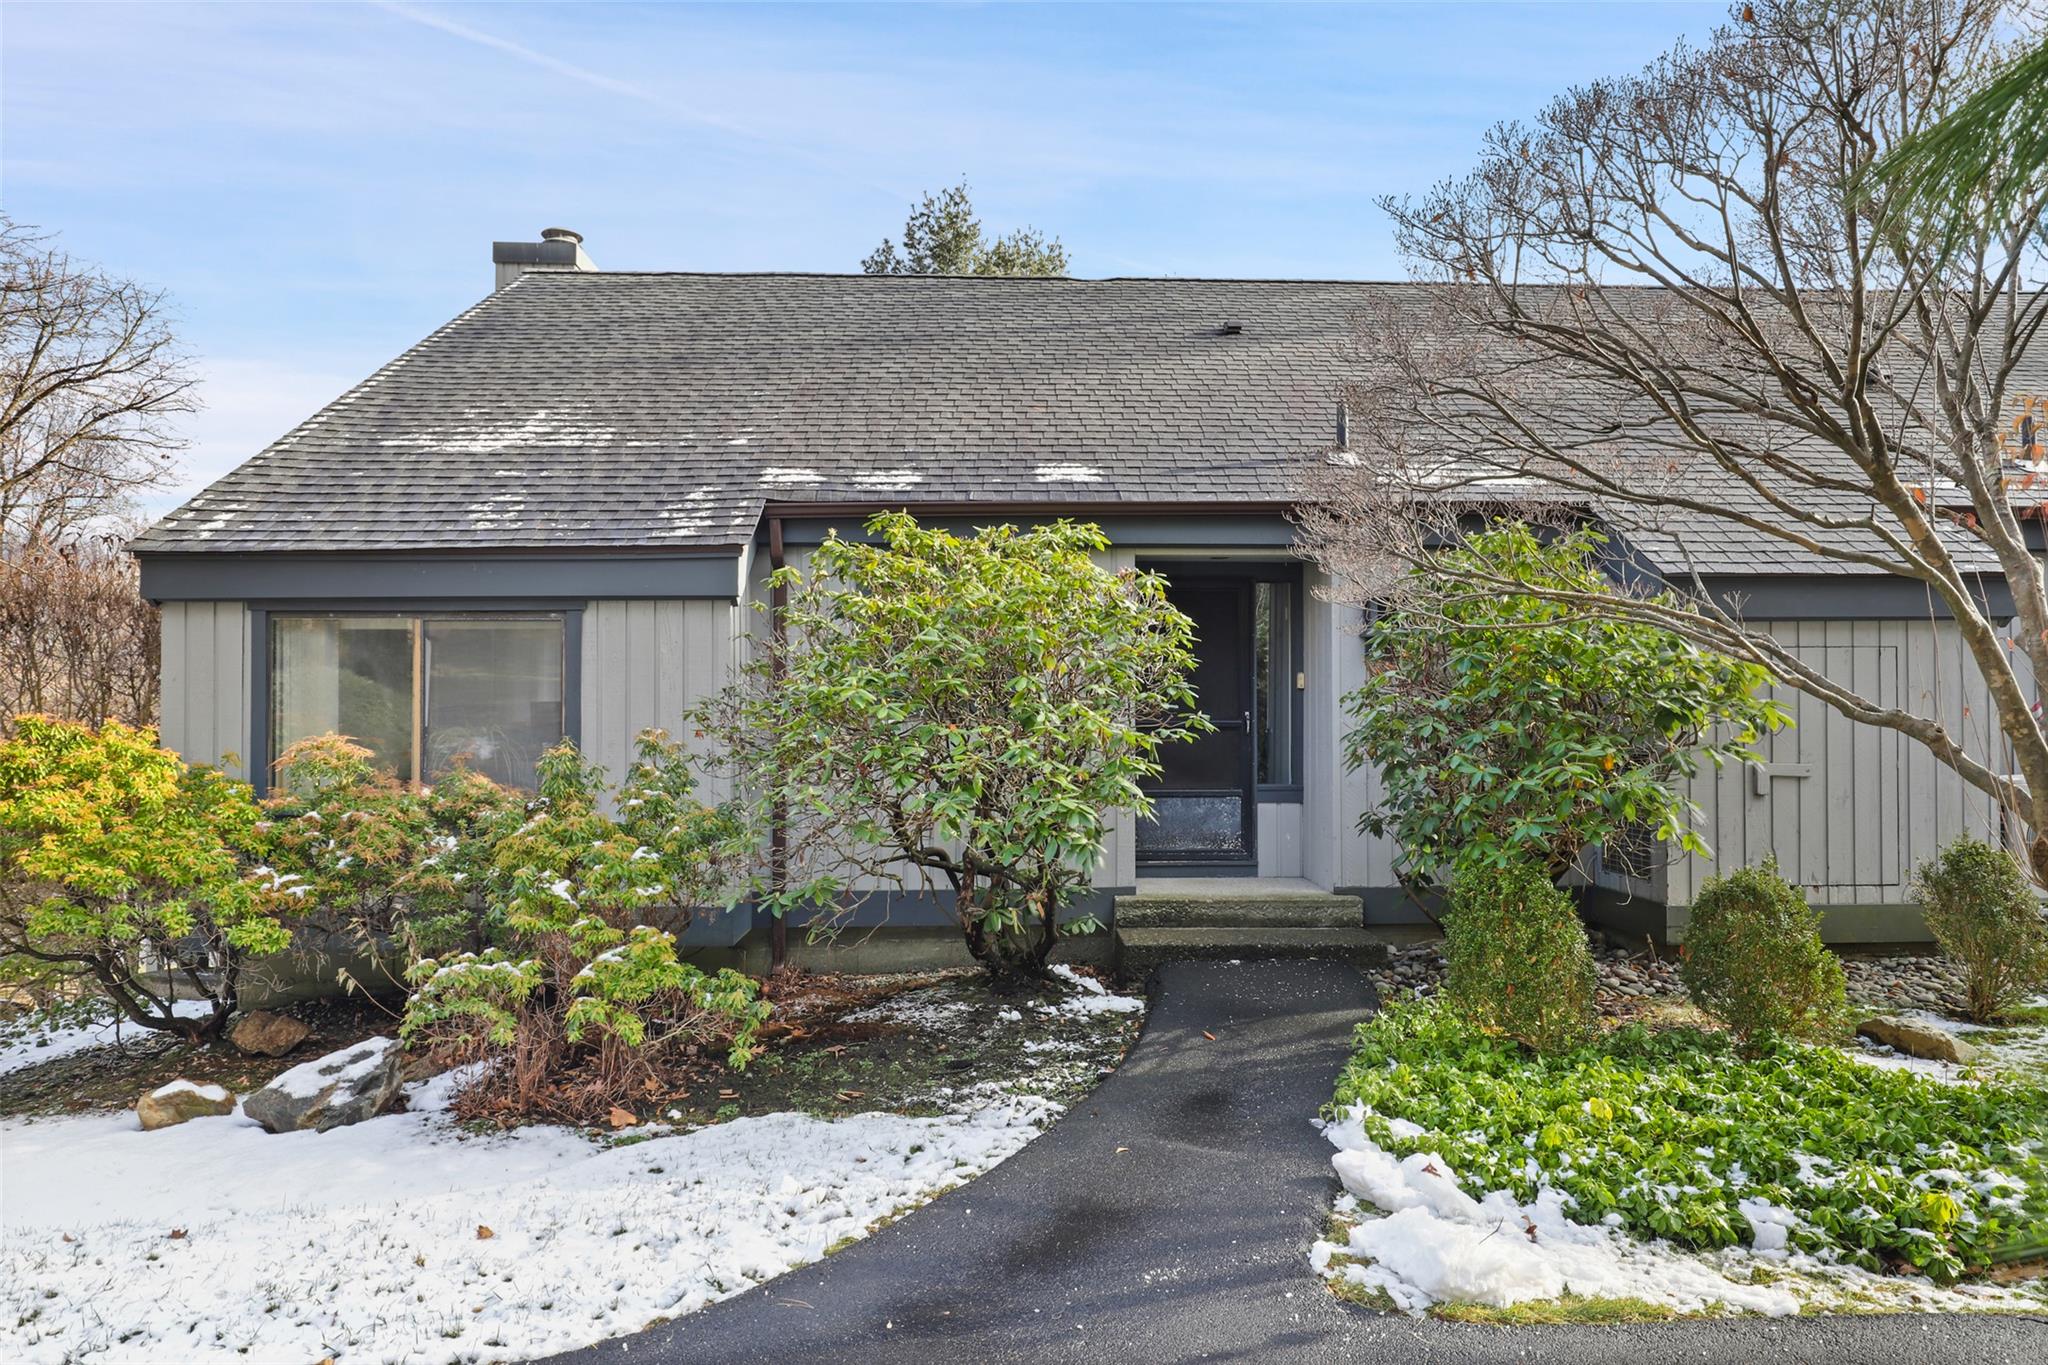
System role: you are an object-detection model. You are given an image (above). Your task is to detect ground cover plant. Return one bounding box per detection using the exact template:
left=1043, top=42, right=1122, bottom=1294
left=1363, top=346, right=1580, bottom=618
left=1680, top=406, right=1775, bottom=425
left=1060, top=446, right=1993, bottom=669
left=1330, top=999, right=2048, bottom=1284
left=701, top=513, right=1206, bottom=985
left=1912, top=837, right=2048, bottom=1024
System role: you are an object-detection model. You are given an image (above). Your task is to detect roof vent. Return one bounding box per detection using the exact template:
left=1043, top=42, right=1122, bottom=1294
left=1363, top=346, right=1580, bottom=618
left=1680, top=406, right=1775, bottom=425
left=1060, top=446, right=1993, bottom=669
left=1218, top=321, right=1243, bottom=336
left=492, top=227, right=597, bottom=290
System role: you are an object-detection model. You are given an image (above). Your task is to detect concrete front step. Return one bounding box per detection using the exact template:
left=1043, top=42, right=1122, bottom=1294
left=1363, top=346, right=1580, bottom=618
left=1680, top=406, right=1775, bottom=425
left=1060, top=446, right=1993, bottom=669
left=1114, top=926, right=1390, bottom=975
left=1114, top=890, right=1363, bottom=930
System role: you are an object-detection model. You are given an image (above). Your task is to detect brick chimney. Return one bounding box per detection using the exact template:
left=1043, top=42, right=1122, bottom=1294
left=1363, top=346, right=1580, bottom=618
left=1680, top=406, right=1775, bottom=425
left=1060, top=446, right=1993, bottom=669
left=491, top=226, right=596, bottom=290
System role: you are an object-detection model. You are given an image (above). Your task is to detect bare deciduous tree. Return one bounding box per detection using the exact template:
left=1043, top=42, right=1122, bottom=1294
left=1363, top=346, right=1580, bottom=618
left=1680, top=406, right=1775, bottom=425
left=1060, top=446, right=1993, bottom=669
left=1, top=217, right=194, bottom=545
left=1297, top=1, right=2048, bottom=877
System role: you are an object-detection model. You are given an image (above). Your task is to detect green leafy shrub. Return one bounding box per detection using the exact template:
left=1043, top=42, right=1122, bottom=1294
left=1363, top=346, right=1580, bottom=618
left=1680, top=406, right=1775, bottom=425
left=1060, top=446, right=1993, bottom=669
left=699, top=513, right=1207, bottom=985
left=0, top=715, right=288, bottom=1040
left=1345, top=523, right=1785, bottom=882
left=1680, top=860, right=1846, bottom=1042
left=400, top=732, right=768, bottom=1122
left=249, top=734, right=522, bottom=964
left=1912, top=837, right=2048, bottom=1023
left=1441, top=859, right=1596, bottom=1054
left=1330, top=999, right=2048, bottom=1283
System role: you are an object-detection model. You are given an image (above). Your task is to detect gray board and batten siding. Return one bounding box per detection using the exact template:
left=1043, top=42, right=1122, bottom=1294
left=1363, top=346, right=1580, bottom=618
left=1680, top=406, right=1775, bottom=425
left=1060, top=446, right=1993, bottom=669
left=150, top=547, right=2034, bottom=947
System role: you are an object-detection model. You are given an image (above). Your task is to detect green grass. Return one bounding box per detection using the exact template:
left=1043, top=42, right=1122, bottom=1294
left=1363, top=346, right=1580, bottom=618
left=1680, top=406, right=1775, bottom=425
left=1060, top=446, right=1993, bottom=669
left=1429, top=1294, right=1681, bottom=1326
left=1331, top=1000, right=2048, bottom=1284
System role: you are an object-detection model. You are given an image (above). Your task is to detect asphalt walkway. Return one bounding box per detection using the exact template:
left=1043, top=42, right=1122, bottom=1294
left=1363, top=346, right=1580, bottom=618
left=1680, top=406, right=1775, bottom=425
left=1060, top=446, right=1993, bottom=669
left=551, top=959, right=2045, bottom=1364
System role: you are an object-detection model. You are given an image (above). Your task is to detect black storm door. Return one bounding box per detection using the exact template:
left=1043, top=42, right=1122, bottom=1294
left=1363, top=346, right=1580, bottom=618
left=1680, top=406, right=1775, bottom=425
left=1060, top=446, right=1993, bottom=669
left=1137, top=577, right=1256, bottom=865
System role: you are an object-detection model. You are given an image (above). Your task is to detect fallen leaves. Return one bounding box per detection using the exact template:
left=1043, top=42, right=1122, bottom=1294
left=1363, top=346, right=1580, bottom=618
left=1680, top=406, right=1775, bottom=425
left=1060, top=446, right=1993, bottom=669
left=607, top=1106, right=637, bottom=1130
left=1201, top=1030, right=1217, bottom=1042
left=476, top=1225, right=495, bottom=1241
left=167, top=1228, right=187, bottom=1240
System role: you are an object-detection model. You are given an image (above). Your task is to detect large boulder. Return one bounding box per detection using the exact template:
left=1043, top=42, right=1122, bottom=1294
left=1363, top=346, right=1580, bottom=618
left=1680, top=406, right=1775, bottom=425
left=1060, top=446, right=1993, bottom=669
left=243, top=1037, right=403, bottom=1133
left=1857, top=1015, right=1979, bottom=1064
left=137, top=1079, right=236, bottom=1130
left=229, top=1009, right=311, bottom=1058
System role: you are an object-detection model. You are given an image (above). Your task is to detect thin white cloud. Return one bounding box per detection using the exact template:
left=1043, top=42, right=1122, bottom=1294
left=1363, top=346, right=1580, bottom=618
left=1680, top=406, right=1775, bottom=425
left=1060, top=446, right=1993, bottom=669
left=372, top=1, right=907, bottom=198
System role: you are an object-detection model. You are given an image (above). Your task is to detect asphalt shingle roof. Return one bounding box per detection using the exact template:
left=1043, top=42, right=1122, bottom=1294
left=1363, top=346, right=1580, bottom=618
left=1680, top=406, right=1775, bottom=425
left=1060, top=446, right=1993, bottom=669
left=136, top=272, right=1366, bottom=555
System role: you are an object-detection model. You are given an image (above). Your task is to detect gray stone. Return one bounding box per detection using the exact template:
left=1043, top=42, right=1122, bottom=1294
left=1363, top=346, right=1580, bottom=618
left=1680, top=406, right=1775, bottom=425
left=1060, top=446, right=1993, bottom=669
left=137, top=1080, right=236, bottom=1130
left=243, top=1037, right=403, bottom=1133
left=1856, top=1015, right=1980, bottom=1064
left=229, top=1009, right=310, bottom=1057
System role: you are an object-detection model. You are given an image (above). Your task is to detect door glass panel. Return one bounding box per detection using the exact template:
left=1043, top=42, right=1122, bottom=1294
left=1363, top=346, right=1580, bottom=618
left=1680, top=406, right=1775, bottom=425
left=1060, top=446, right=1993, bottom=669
left=424, top=618, right=563, bottom=787
left=1145, top=795, right=1251, bottom=858
left=272, top=616, right=415, bottom=783
left=1255, top=581, right=1295, bottom=785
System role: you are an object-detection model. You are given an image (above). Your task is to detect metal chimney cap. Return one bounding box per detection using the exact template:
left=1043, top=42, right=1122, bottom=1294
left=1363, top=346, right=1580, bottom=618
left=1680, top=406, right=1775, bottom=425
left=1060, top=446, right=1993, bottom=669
left=539, top=227, right=584, bottom=245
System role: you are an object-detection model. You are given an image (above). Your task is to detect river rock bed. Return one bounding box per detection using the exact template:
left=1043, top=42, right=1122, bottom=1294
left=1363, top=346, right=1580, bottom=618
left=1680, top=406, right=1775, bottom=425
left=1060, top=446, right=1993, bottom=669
left=1368, top=937, right=1967, bottom=1015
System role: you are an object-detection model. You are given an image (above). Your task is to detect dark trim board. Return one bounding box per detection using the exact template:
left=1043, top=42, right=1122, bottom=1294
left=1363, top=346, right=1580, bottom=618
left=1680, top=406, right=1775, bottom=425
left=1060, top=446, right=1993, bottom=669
left=1695, top=573, right=2016, bottom=621
left=141, top=551, right=745, bottom=604
left=1348, top=885, right=1441, bottom=926
left=768, top=511, right=1301, bottom=549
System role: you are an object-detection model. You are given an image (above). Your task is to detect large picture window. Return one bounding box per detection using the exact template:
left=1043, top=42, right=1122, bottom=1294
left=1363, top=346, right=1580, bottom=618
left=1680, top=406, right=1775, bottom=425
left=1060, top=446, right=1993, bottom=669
left=270, top=613, right=567, bottom=789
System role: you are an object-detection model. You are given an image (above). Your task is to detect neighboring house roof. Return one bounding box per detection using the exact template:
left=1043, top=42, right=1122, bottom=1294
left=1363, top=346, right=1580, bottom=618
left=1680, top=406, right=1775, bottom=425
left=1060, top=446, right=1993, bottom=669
left=136, top=273, right=1372, bottom=555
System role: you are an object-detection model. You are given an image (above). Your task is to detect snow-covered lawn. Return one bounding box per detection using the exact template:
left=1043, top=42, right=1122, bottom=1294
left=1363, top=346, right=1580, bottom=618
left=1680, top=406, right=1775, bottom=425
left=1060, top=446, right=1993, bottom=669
left=0, top=999, right=211, bottom=1076
left=1, top=972, right=1146, bottom=1363
left=1313, top=1107, right=2047, bottom=1319
left=0, top=1069, right=1042, bottom=1363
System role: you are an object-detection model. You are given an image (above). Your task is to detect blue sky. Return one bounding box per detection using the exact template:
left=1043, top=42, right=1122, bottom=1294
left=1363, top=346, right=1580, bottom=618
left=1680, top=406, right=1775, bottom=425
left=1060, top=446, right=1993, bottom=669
left=3, top=1, right=1720, bottom=511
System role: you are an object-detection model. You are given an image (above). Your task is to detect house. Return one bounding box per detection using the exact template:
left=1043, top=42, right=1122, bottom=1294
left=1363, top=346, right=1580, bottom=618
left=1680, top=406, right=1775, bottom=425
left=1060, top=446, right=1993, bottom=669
left=133, top=228, right=2031, bottom=959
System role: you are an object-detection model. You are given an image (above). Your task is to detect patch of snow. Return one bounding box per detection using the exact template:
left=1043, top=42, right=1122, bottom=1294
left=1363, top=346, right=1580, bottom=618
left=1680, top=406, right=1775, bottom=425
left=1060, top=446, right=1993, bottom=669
left=265, top=1036, right=397, bottom=1101
left=1319, top=1109, right=1799, bottom=1316
left=1891, top=1009, right=1994, bottom=1034
left=1039, top=965, right=1144, bottom=1017
left=0, top=1000, right=214, bottom=1077
left=1, top=1068, right=1054, bottom=1363
left=148, top=1080, right=229, bottom=1103
left=850, top=468, right=923, bottom=491
left=760, top=467, right=826, bottom=487
left=1845, top=1039, right=1974, bottom=1085
left=1032, top=463, right=1104, bottom=483
left=378, top=411, right=616, bottom=454
left=841, top=991, right=976, bottom=1030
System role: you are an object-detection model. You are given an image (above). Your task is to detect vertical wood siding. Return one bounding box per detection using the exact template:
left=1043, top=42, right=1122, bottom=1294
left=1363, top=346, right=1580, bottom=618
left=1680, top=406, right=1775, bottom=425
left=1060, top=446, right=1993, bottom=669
left=157, top=601, right=251, bottom=777
left=579, top=599, right=744, bottom=799
left=1256, top=801, right=1304, bottom=878
left=1304, top=568, right=1402, bottom=893
left=1671, top=617, right=2023, bottom=910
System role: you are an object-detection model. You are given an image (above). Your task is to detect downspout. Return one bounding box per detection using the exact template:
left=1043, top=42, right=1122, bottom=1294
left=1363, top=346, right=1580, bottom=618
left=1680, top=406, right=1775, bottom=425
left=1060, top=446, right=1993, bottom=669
left=768, top=514, right=790, bottom=975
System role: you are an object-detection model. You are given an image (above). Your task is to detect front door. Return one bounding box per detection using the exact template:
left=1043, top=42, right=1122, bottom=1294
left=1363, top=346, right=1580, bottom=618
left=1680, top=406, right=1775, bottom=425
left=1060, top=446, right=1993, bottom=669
left=1137, top=576, right=1256, bottom=868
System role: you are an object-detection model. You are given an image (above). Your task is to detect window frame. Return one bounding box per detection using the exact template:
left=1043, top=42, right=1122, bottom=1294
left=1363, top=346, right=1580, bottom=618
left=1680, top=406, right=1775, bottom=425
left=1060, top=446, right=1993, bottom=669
left=251, top=602, right=582, bottom=797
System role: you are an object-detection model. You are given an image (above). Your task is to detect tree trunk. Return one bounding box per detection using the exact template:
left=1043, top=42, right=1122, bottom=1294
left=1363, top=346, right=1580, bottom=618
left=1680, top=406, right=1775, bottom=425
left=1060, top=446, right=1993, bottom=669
left=959, top=892, right=1058, bottom=989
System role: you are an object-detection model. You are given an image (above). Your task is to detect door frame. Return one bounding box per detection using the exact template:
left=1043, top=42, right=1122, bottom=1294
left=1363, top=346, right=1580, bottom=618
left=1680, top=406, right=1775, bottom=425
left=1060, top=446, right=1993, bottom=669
left=1134, top=559, right=1299, bottom=874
